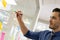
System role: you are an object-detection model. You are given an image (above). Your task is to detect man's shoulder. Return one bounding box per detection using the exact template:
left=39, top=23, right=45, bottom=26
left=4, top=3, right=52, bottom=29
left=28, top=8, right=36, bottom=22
left=39, top=30, right=51, bottom=36
left=37, top=30, right=51, bottom=38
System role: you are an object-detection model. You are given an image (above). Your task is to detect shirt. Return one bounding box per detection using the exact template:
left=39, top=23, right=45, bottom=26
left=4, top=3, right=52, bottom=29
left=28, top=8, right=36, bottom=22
left=24, top=30, right=60, bottom=40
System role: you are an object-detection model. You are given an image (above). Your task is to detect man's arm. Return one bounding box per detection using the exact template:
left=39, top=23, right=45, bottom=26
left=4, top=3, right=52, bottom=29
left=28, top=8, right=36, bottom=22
left=16, top=11, right=28, bottom=35
left=16, top=11, right=40, bottom=39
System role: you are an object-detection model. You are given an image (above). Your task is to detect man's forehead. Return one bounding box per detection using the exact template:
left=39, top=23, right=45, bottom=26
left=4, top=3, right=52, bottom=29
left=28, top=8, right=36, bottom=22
left=51, top=12, right=59, bottom=17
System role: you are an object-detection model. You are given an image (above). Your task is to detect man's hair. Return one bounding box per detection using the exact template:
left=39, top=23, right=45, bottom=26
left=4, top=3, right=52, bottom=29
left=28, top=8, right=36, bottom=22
left=52, top=8, right=60, bottom=18
left=52, top=8, right=60, bottom=12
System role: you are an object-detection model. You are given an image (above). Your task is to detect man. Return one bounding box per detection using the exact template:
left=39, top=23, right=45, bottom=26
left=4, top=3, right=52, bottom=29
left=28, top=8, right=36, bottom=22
left=16, top=8, right=60, bottom=40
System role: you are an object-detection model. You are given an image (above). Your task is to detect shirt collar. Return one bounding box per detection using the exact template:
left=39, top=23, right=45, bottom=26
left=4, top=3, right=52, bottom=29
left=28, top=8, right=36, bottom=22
left=52, top=31, right=60, bottom=36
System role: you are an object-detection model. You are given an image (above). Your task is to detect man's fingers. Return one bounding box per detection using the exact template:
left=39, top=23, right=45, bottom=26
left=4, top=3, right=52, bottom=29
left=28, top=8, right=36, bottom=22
left=16, top=11, right=23, bottom=17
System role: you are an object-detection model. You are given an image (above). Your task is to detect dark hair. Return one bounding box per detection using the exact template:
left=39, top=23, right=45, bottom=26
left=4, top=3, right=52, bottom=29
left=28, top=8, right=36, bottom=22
left=52, top=8, right=60, bottom=12
left=52, top=8, right=60, bottom=18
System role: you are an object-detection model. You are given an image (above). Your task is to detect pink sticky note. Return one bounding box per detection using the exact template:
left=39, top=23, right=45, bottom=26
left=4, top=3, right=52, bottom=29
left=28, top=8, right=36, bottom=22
left=18, top=36, right=20, bottom=40
left=0, top=37, right=1, bottom=40
left=18, top=33, right=20, bottom=40
left=0, top=32, right=5, bottom=40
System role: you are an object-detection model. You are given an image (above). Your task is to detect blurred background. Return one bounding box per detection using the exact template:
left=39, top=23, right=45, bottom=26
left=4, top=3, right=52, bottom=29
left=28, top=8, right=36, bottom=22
left=0, top=0, right=60, bottom=40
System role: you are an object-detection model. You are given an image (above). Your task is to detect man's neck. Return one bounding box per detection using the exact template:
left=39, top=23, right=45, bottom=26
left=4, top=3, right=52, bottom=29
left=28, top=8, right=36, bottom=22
left=52, top=28, right=60, bottom=33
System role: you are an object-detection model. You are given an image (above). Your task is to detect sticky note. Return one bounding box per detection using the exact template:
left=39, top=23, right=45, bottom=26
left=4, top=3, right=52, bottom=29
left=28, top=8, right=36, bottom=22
left=18, top=37, right=20, bottom=40
left=11, top=35, right=14, bottom=40
left=2, top=0, right=7, bottom=8
left=0, top=22, right=2, bottom=31
left=1, top=32, right=5, bottom=40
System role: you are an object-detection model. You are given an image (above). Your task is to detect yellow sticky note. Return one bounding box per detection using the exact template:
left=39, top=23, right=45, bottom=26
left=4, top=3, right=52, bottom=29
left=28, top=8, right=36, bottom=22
left=2, top=0, right=7, bottom=8
left=0, top=22, right=2, bottom=30
left=11, top=35, right=14, bottom=40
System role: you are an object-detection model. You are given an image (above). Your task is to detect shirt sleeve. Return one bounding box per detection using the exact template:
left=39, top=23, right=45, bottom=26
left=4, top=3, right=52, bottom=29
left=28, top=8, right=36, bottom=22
left=24, top=30, right=42, bottom=39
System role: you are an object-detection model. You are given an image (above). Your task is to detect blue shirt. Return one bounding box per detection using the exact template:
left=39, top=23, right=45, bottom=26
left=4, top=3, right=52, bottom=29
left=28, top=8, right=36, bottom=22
left=24, top=30, right=60, bottom=40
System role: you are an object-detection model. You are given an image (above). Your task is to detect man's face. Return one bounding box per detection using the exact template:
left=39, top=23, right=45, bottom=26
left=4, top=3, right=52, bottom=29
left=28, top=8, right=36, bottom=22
left=49, top=12, right=60, bottom=30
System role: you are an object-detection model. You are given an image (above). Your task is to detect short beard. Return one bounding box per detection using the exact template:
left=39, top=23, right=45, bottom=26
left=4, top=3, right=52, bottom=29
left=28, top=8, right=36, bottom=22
left=49, top=26, right=56, bottom=30
left=49, top=24, right=59, bottom=30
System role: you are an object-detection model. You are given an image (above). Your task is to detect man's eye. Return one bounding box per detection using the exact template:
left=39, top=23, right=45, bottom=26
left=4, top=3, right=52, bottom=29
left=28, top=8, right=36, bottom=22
left=50, top=16, right=56, bottom=19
